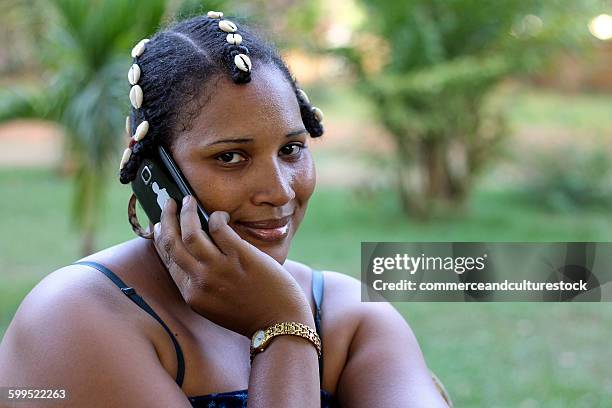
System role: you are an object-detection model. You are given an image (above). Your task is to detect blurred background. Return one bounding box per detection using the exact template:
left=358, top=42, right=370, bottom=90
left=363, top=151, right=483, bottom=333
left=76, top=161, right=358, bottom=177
left=1, top=0, right=611, bottom=406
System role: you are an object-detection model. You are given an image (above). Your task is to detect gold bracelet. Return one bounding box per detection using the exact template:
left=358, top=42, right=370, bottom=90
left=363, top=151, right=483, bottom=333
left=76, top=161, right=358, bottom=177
left=250, top=322, right=321, bottom=363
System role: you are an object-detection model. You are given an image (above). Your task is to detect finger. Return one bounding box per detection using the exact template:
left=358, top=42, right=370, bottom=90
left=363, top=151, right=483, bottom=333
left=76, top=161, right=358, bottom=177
left=154, top=198, right=202, bottom=284
left=207, top=210, right=254, bottom=257
left=179, top=195, right=220, bottom=260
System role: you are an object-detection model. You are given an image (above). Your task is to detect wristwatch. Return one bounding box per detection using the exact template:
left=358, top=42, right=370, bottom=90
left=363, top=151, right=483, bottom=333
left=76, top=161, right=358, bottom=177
left=250, top=321, right=321, bottom=363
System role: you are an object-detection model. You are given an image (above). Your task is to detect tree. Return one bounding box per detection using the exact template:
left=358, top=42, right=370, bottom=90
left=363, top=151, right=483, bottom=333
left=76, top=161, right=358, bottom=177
left=336, top=0, right=598, bottom=217
left=0, top=0, right=169, bottom=255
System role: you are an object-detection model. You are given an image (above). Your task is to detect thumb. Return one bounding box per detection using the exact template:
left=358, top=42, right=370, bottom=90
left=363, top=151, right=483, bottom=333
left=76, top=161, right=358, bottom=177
left=208, top=211, right=252, bottom=256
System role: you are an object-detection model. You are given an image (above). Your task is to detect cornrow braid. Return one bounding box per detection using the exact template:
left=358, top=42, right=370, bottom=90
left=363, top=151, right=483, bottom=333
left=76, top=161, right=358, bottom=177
left=118, top=11, right=324, bottom=184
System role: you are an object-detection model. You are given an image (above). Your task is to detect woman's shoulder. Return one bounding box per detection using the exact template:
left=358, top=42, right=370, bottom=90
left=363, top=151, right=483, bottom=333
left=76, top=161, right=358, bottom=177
left=11, top=262, right=126, bottom=324
left=2, top=238, right=166, bottom=361
left=0, top=272, right=192, bottom=406
left=1, top=259, right=153, bottom=356
left=284, top=259, right=417, bottom=349
left=0, top=256, right=190, bottom=405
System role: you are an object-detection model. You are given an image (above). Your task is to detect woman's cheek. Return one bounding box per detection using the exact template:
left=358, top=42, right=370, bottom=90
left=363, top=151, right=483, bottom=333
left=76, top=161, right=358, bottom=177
left=295, top=151, right=316, bottom=202
left=289, top=152, right=316, bottom=230
left=195, top=175, right=246, bottom=215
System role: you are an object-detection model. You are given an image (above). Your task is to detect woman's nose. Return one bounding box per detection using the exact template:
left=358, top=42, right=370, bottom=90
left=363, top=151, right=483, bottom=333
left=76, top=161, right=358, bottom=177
left=250, top=160, right=296, bottom=207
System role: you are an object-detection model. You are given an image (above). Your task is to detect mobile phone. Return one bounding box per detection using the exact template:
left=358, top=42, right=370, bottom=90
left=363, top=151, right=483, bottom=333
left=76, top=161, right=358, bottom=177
left=131, top=145, right=210, bottom=235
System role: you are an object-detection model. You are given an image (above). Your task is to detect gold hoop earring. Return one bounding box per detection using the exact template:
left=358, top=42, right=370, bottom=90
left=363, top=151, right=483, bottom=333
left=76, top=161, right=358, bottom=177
left=128, top=193, right=154, bottom=239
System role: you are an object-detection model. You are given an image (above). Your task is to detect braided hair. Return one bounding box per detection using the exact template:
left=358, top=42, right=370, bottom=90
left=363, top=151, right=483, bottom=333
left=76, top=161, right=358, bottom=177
left=119, top=11, right=324, bottom=184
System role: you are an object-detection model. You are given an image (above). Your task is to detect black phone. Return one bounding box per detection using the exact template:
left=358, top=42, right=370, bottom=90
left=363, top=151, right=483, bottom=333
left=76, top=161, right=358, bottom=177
left=131, top=145, right=210, bottom=235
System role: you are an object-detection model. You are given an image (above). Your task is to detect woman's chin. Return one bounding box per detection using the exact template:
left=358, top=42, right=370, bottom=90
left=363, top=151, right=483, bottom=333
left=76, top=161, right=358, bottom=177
left=253, top=240, right=289, bottom=264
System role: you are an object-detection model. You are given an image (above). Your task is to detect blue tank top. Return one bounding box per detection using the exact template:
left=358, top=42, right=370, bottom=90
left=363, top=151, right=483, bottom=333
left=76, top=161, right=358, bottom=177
left=73, top=261, right=337, bottom=407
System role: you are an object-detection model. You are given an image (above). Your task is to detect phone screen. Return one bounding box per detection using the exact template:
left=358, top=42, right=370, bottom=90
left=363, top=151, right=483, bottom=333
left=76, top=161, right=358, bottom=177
left=131, top=145, right=210, bottom=235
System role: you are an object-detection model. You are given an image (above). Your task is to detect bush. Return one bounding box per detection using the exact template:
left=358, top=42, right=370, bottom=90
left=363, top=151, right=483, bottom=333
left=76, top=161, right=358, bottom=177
left=522, top=146, right=612, bottom=211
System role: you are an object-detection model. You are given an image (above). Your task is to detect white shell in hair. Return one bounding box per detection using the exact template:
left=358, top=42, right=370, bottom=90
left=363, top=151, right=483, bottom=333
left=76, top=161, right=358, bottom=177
left=207, top=11, right=223, bottom=19
left=226, top=33, right=243, bottom=45
left=128, top=64, right=141, bottom=85
left=297, top=89, right=310, bottom=104
left=133, top=120, right=149, bottom=142
left=219, top=20, right=237, bottom=33
left=234, top=53, right=252, bottom=72
left=125, top=116, right=131, bottom=136
left=119, top=148, right=132, bottom=170
left=129, top=85, right=143, bottom=109
left=131, top=38, right=150, bottom=58
left=312, top=106, right=324, bottom=122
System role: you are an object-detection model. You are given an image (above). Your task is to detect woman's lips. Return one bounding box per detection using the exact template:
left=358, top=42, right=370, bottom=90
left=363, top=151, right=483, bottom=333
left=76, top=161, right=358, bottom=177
left=234, top=217, right=291, bottom=242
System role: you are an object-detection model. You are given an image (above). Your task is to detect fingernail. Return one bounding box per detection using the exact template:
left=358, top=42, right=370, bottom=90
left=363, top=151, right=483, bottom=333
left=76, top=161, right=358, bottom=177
left=209, top=211, right=229, bottom=232
left=183, top=195, right=190, bottom=206
left=154, top=222, right=160, bottom=234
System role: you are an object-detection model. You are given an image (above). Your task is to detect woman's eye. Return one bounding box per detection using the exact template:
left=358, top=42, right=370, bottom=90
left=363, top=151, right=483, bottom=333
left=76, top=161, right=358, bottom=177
left=280, top=143, right=305, bottom=156
left=216, top=152, right=246, bottom=164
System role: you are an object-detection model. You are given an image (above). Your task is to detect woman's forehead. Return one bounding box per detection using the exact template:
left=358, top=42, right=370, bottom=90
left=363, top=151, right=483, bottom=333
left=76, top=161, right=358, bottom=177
left=182, top=64, right=302, bottom=145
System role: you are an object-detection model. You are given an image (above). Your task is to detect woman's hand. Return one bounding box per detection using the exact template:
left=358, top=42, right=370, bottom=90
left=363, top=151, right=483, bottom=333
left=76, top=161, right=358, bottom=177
left=153, top=196, right=313, bottom=338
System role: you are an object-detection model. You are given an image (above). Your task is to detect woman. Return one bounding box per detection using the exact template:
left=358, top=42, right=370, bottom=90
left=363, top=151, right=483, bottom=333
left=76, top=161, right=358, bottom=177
left=0, top=11, right=450, bottom=407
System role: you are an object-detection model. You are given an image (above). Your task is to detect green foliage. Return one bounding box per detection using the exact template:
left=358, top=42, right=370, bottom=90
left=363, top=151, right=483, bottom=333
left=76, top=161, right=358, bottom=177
left=357, top=0, right=595, bottom=72
left=522, top=147, right=612, bottom=211
left=0, top=0, right=168, bottom=254
left=369, top=55, right=510, bottom=139
left=340, top=0, right=599, bottom=217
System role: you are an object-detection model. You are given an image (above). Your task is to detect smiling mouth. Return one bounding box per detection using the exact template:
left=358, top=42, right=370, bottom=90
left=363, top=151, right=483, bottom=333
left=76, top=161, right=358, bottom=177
left=234, top=216, right=292, bottom=242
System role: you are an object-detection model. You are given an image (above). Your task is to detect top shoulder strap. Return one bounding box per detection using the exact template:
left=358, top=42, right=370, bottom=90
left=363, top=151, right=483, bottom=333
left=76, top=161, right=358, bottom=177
left=72, top=260, right=185, bottom=388
left=311, top=268, right=325, bottom=386
left=311, top=268, right=324, bottom=332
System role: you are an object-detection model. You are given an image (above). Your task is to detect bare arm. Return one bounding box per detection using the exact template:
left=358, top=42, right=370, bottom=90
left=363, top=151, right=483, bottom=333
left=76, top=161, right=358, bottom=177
left=0, top=271, right=192, bottom=408
left=336, top=295, right=449, bottom=407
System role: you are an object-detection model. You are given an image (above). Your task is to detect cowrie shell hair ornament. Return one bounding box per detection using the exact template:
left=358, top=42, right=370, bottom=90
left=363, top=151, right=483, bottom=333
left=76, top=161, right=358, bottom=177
left=133, top=120, right=149, bottom=142
left=312, top=106, right=324, bottom=122
left=219, top=20, right=237, bottom=33
left=297, top=89, right=310, bottom=104
left=128, top=64, right=141, bottom=85
left=131, top=38, right=149, bottom=58
left=119, top=148, right=132, bottom=170
left=207, top=11, right=223, bottom=19
left=234, top=54, right=252, bottom=72
left=125, top=116, right=131, bottom=136
left=129, top=85, right=143, bottom=109
left=226, top=33, right=243, bottom=45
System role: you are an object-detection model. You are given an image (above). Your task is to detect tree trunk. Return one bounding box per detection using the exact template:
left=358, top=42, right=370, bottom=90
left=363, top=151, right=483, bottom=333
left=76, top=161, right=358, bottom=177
left=422, top=138, right=453, bottom=201
left=396, top=136, right=474, bottom=218
left=395, top=138, right=428, bottom=218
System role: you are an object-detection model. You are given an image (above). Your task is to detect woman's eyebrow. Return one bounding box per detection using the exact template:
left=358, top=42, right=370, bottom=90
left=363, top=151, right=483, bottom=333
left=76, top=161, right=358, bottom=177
left=204, top=128, right=308, bottom=146
left=285, top=128, right=308, bottom=137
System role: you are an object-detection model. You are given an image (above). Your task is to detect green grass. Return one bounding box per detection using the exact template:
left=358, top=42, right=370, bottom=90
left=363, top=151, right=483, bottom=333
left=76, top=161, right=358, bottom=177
left=2, top=87, right=612, bottom=406
left=1, top=168, right=612, bottom=406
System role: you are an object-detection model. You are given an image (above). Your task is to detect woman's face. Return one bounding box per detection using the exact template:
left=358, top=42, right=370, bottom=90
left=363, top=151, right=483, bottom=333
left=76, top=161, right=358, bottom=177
left=170, top=64, right=316, bottom=265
